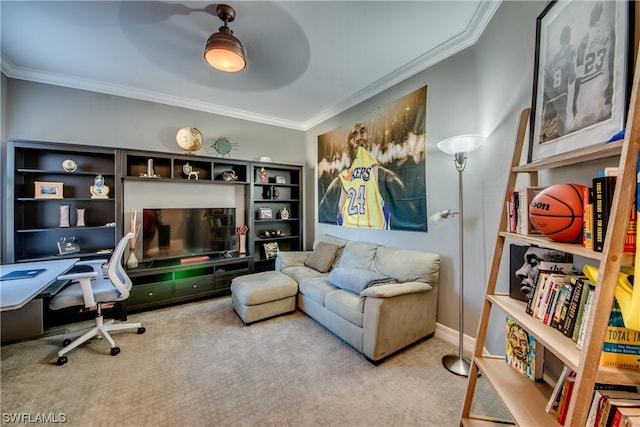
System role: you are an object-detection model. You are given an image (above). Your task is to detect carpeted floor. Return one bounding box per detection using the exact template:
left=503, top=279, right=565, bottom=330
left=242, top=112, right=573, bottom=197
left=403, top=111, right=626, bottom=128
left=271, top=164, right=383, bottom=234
left=1, top=296, right=510, bottom=426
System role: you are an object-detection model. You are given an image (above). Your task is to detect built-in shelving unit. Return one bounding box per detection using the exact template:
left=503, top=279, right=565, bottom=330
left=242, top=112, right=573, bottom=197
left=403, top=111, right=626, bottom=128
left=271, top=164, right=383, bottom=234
left=6, top=140, right=121, bottom=263
left=460, top=98, right=640, bottom=426
left=249, top=163, right=303, bottom=272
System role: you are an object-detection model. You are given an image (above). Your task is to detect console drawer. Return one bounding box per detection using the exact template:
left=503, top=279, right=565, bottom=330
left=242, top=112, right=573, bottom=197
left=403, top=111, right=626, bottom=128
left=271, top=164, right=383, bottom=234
left=129, top=281, right=173, bottom=305
left=174, top=274, right=215, bottom=297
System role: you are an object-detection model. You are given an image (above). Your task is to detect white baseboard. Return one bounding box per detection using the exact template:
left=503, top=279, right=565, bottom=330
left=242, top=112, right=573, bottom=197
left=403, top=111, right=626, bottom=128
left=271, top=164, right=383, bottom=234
left=434, top=322, right=479, bottom=358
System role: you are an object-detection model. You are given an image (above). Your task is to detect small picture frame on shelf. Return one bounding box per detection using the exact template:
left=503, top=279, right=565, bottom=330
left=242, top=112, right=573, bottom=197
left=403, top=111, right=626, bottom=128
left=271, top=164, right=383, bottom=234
left=258, top=207, right=273, bottom=219
left=57, top=239, right=80, bottom=255
left=263, top=242, right=279, bottom=258
left=275, top=175, right=286, bottom=184
left=34, top=181, right=63, bottom=199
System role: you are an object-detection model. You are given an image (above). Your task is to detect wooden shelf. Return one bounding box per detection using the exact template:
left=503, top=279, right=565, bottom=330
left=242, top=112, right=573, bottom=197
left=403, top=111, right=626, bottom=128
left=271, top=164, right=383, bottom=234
left=488, top=295, right=581, bottom=370
left=512, top=140, right=623, bottom=172
left=499, top=232, right=635, bottom=265
left=473, top=356, right=560, bottom=427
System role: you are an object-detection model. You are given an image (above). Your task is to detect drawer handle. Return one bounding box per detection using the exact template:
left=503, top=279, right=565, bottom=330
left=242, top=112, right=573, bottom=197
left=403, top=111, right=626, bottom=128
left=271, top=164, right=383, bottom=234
left=192, top=284, right=198, bottom=289
left=148, top=292, right=153, bottom=297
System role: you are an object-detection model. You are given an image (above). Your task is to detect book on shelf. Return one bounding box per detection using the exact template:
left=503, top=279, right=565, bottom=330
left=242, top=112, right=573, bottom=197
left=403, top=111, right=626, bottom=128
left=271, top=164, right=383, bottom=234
left=600, top=299, right=640, bottom=371
left=593, top=175, right=616, bottom=253
left=556, top=370, right=577, bottom=425
left=611, top=407, right=640, bottom=427
left=518, top=186, right=546, bottom=235
left=586, top=388, right=640, bottom=427
left=509, top=244, right=572, bottom=303
left=598, top=397, right=640, bottom=427
left=551, top=278, right=575, bottom=331
left=576, top=282, right=596, bottom=350
left=546, top=365, right=570, bottom=414
left=583, top=186, right=594, bottom=249
left=592, top=172, right=637, bottom=253
left=505, top=316, right=544, bottom=381
left=625, top=416, right=640, bottom=427
left=562, top=276, right=589, bottom=338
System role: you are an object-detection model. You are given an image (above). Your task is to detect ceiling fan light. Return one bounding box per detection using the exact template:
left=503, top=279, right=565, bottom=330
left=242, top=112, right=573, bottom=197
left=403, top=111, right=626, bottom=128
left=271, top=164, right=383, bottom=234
left=203, top=4, right=246, bottom=73
left=204, top=31, right=246, bottom=72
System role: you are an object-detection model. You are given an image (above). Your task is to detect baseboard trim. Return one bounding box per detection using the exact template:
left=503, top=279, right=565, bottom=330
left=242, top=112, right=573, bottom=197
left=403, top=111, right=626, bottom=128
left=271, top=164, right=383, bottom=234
left=434, top=322, right=478, bottom=358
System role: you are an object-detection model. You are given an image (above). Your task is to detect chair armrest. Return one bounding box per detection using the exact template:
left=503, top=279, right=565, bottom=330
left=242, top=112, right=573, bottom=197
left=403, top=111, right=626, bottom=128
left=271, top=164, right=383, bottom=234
left=57, top=272, right=98, bottom=308
left=275, top=251, right=311, bottom=271
left=75, top=259, right=109, bottom=276
left=360, top=281, right=432, bottom=298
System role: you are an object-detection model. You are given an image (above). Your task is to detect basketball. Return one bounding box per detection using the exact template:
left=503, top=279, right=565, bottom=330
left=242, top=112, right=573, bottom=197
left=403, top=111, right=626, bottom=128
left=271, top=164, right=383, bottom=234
left=529, top=183, right=586, bottom=243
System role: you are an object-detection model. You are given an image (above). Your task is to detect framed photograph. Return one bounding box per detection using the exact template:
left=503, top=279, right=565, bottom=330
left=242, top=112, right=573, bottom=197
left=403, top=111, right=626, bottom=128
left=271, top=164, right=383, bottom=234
left=263, top=242, right=279, bottom=258
left=258, top=207, right=272, bottom=219
left=275, top=175, right=286, bottom=184
left=34, top=181, right=64, bottom=199
left=528, top=1, right=632, bottom=162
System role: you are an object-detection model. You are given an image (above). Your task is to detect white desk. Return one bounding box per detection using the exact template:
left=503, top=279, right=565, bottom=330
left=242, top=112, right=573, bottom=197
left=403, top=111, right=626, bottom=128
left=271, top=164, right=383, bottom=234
left=1, top=258, right=79, bottom=311
left=1, top=258, right=78, bottom=343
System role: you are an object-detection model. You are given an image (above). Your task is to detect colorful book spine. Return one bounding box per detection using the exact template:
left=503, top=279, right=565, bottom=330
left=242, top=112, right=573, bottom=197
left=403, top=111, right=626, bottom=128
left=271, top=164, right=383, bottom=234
left=583, top=186, right=594, bottom=249
left=592, top=176, right=616, bottom=253
left=562, top=277, right=585, bottom=338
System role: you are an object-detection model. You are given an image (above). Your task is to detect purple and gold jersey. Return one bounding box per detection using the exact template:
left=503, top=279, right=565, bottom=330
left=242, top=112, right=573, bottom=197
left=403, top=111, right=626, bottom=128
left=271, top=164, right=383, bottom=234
left=337, top=147, right=390, bottom=229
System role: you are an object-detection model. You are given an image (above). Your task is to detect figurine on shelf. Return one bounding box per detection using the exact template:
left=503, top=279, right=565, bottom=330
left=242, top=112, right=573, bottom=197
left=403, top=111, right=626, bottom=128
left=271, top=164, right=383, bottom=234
left=90, top=174, right=110, bottom=199
left=260, top=167, right=267, bottom=183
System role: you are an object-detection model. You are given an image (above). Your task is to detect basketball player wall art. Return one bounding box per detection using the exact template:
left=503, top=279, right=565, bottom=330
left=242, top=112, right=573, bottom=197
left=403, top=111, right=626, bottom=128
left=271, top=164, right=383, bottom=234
left=528, top=1, right=632, bottom=162
left=317, top=87, right=427, bottom=232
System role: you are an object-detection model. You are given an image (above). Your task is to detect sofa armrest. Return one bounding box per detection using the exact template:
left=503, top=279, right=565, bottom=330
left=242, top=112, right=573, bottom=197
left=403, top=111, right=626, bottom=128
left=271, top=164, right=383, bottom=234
left=360, top=281, right=432, bottom=298
left=275, top=251, right=311, bottom=271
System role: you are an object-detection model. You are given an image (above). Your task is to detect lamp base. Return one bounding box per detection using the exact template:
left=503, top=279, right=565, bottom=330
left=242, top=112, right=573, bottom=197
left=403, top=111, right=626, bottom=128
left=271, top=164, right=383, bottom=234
left=442, top=354, right=471, bottom=377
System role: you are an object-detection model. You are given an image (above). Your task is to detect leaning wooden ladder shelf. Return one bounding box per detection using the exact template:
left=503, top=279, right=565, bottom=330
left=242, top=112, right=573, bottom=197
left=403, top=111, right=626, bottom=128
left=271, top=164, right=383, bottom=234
left=459, top=57, right=640, bottom=426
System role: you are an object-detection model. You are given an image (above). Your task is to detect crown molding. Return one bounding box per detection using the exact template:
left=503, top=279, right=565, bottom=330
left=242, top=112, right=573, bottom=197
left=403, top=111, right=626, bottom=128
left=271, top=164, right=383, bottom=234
left=2, top=1, right=500, bottom=132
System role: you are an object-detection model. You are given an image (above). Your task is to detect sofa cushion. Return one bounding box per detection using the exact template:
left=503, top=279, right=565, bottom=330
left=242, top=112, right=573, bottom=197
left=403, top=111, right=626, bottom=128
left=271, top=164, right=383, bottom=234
left=298, top=277, right=338, bottom=307
left=338, top=241, right=378, bottom=270
left=304, top=241, right=341, bottom=273
left=281, top=265, right=326, bottom=284
left=373, top=246, right=440, bottom=284
left=325, top=290, right=364, bottom=327
left=316, top=234, right=348, bottom=269
left=328, top=267, right=395, bottom=294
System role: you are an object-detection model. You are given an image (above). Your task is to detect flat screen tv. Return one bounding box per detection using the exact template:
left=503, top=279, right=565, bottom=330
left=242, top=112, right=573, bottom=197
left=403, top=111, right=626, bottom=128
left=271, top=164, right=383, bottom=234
left=142, top=208, right=236, bottom=261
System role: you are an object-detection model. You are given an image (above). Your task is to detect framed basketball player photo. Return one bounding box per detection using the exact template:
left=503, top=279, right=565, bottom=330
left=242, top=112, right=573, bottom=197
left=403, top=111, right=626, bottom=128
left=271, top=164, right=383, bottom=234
left=528, top=0, right=632, bottom=163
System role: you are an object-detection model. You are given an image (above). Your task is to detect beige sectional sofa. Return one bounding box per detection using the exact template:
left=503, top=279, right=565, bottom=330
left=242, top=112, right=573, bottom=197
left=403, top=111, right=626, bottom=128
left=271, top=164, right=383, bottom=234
left=275, top=235, right=440, bottom=364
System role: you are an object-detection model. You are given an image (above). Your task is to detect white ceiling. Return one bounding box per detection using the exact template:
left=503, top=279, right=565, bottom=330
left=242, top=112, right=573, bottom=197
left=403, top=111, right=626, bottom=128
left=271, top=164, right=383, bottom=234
left=1, top=1, right=501, bottom=130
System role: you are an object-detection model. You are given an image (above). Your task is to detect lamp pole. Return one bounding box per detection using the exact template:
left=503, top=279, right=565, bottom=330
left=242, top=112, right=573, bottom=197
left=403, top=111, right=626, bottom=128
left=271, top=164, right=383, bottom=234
left=442, top=152, right=471, bottom=377
left=436, top=134, right=485, bottom=377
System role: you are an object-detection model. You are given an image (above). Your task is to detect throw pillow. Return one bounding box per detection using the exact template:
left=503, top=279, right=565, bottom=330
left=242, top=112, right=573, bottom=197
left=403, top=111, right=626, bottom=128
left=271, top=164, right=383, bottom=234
left=304, top=241, right=341, bottom=273
left=328, top=267, right=395, bottom=294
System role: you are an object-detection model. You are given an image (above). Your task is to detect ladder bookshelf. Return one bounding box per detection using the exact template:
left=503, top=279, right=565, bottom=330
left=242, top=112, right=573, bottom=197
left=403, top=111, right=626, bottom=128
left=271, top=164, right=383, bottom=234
left=460, top=52, right=640, bottom=426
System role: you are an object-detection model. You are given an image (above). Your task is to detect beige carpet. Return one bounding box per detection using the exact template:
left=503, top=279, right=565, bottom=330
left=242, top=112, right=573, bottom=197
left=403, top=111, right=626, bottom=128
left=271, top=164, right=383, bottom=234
left=1, top=296, right=510, bottom=426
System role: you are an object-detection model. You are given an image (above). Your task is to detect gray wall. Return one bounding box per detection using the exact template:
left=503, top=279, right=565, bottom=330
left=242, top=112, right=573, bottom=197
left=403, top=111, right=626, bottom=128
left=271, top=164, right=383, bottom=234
left=306, top=1, right=545, bottom=353
left=3, top=2, right=605, bottom=354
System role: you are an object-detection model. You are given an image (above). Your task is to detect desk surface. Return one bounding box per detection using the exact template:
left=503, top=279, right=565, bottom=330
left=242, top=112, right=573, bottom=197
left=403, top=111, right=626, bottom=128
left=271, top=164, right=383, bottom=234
left=0, top=258, right=79, bottom=311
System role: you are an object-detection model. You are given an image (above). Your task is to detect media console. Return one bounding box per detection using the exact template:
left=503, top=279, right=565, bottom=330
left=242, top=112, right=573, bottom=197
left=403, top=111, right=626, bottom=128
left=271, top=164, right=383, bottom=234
left=126, top=254, right=252, bottom=311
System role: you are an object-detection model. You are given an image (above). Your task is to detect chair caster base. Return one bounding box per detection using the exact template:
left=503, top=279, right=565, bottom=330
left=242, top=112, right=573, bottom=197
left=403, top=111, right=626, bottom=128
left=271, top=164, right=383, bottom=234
left=56, top=356, right=68, bottom=366
left=137, top=327, right=146, bottom=334
left=110, top=347, right=120, bottom=356
left=62, top=338, right=72, bottom=346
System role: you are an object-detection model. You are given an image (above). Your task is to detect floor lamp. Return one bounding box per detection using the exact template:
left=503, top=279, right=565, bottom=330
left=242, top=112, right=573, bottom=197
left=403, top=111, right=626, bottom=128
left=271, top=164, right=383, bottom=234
left=432, top=134, right=485, bottom=377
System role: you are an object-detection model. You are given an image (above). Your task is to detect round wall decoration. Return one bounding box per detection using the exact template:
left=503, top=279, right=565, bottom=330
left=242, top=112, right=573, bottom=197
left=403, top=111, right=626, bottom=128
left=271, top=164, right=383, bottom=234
left=206, top=137, right=238, bottom=158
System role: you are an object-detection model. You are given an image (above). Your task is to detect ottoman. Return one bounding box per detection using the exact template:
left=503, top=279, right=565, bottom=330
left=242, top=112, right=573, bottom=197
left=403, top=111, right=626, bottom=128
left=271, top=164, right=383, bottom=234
left=230, top=271, right=298, bottom=324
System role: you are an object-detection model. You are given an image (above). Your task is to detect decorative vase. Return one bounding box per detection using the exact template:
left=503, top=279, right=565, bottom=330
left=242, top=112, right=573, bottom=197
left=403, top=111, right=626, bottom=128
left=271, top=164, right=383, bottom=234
left=126, top=248, right=138, bottom=269
left=76, top=208, right=86, bottom=227
left=239, top=234, right=247, bottom=255
left=60, top=205, right=70, bottom=228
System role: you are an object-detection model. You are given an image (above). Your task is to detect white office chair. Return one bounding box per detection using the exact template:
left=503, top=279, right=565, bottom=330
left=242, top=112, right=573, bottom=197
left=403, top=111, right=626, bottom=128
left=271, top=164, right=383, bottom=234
left=49, top=232, right=145, bottom=365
